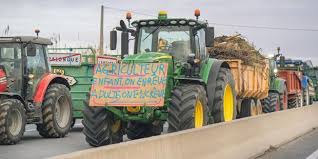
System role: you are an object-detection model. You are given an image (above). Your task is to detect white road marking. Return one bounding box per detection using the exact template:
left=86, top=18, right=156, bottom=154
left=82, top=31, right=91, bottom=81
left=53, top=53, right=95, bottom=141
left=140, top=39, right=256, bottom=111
left=306, top=149, right=318, bottom=159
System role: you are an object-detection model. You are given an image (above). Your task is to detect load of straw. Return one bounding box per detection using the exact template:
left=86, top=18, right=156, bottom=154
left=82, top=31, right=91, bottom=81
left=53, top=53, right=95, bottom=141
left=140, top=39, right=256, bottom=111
left=208, top=34, right=265, bottom=66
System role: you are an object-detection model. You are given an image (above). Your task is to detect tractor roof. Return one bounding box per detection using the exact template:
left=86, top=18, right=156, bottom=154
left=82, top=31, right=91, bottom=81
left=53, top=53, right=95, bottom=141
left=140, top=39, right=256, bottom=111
left=131, top=18, right=208, bottom=28
left=0, top=36, right=52, bottom=45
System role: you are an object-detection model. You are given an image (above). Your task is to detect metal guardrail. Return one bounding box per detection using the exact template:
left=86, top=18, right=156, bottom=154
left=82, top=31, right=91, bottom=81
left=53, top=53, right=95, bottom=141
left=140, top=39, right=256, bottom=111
left=50, top=104, right=318, bottom=159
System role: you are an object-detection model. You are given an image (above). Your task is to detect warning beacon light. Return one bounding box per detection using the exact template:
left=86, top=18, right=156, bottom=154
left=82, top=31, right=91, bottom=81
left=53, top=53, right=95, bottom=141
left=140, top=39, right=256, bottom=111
left=158, top=11, right=168, bottom=20
left=194, top=9, right=200, bottom=20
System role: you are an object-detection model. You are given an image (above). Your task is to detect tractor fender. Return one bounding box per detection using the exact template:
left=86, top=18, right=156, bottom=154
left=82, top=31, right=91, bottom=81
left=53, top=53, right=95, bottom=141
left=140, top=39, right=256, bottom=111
left=270, top=77, right=286, bottom=94
left=202, top=59, right=230, bottom=111
left=0, top=92, right=25, bottom=104
left=33, top=74, right=70, bottom=104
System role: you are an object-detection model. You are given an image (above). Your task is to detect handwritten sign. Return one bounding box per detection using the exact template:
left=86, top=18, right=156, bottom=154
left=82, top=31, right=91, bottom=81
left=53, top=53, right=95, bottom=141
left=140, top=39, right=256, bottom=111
left=89, top=63, right=168, bottom=107
left=97, top=56, right=118, bottom=64
left=48, top=53, right=81, bottom=66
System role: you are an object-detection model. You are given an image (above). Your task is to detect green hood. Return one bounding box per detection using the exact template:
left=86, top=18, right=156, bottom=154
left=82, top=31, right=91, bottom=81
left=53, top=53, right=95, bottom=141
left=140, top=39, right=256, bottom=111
left=122, top=52, right=172, bottom=63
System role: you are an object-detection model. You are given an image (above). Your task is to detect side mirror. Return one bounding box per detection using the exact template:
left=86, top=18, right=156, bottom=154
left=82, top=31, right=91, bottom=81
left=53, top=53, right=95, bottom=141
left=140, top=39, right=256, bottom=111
left=110, top=30, right=117, bottom=50
left=205, top=27, right=214, bottom=47
left=27, top=44, right=36, bottom=56
left=121, top=32, right=129, bottom=58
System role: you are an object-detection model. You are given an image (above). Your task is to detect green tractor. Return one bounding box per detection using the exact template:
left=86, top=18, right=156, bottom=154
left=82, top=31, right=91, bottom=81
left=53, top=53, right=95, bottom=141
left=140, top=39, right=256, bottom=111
left=262, top=52, right=288, bottom=113
left=83, top=11, right=237, bottom=146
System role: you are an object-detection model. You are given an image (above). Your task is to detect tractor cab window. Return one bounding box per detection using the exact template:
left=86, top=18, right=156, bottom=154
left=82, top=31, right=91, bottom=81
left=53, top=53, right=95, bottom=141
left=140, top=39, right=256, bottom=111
left=137, top=25, right=191, bottom=61
left=0, top=43, right=22, bottom=93
left=26, top=44, right=48, bottom=98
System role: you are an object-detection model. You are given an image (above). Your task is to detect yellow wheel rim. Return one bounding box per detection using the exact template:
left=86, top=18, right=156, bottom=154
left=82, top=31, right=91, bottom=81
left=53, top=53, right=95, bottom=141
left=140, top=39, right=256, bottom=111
left=223, top=84, right=234, bottom=121
left=111, top=120, right=121, bottom=133
left=194, top=100, right=204, bottom=128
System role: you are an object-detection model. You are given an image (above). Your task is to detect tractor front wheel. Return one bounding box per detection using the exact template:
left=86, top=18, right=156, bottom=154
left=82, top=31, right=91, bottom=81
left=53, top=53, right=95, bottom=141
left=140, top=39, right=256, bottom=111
left=0, top=99, right=26, bottom=145
left=262, top=93, right=280, bottom=113
left=37, top=84, right=73, bottom=138
left=126, top=121, right=163, bottom=140
left=168, top=85, right=208, bottom=132
left=82, top=100, right=124, bottom=147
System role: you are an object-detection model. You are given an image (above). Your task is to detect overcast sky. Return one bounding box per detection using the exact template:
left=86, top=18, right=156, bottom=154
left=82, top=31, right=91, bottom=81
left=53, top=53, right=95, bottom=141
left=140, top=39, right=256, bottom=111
left=1, top=0, right=318, bottom=64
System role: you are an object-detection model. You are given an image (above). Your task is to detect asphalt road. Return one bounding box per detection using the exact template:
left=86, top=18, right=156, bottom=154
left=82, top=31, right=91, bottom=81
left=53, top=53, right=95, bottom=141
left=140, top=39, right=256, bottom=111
left=0, top=120, right=168, bottom=159
left=0, top=121, right=90, bottom=159
left=256, top=128, right=318, bottom=159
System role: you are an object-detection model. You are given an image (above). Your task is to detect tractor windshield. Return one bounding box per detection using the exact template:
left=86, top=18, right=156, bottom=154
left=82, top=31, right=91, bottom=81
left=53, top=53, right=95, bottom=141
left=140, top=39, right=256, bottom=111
left=137, top=25, right=191, bottom=61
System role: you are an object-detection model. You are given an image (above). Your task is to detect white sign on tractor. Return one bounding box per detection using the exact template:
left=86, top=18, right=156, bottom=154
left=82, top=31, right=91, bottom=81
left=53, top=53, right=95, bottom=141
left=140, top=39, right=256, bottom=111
left=97, top=56, right=118, bottom=64
left=48, top=53, right=81, bottom=66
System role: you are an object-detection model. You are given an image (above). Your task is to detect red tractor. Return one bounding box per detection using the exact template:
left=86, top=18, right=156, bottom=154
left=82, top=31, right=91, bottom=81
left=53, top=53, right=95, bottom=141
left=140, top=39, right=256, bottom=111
left=0, top=36, right=73, bottom=145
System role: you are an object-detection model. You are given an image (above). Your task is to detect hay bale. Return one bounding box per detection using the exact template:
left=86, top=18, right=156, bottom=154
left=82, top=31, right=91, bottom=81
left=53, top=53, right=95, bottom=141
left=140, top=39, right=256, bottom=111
left=208, top=34, right=265, bottom=66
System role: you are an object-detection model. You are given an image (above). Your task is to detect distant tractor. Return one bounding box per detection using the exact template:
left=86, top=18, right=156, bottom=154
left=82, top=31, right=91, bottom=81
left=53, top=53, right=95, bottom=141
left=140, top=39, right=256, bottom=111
left=276, top=49, right=307, bottom=108
left=82, top=10, right=270, bottom=147
left=261, top=53, right=288, bottom=113
left=0, top=36, right=73, bottom=145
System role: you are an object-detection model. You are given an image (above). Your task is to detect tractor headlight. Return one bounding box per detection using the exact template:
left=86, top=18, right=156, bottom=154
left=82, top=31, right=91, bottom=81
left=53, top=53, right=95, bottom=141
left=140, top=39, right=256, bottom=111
left=274, top=68, right=278, bottom=74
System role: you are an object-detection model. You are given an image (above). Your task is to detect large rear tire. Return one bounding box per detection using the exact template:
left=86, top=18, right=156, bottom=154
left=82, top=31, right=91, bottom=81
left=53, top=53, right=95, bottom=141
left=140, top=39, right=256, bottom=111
left=211, top=68, right=237, bottom=123
left=82, top=100, right=123, bottom=147
left=0, top=99, right=26, bottom=145
left=168, top=85, right=208, bottom=132
left=36, top=84, right=73, bottom=138
left=126, top=121, right=163, bottom=140
left=262, top=93, right=280, bottom=113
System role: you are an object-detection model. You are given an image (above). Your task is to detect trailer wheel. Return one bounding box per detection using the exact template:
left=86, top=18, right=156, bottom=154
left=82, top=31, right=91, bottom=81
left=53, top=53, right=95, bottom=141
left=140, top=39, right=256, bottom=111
left=126, top=121, right=162, bottom=140
left=280, top=85, right=288, bottom=110
left=240, top=99, right=257, bottom=117
left=304, top=87, right=310, bottom=106
left=168, top=85, right=208, bottom=132
left=82, top=99, right=123, bottom=147
left=0, top=99, right=26, bottom=145
left=255, top=99, right=263, bottom=115
left=36, top=84, right=73, bottom=138
left=262, top=93, right=280, bottom=113
left=211, top=68, right=237, bottom=123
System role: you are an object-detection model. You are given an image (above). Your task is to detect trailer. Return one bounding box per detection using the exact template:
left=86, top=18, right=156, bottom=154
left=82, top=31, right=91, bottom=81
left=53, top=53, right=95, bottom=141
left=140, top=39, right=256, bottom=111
left=226, top=60, right=269, bottom=117
left=48, top=48, right=119, bottom=125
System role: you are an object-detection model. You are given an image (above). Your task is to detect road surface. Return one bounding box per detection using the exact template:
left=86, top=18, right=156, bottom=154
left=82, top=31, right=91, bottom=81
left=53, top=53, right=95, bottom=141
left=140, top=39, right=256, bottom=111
left=0, top=121, right=90, bottom=159
left=0, top=120, right=168, bottom=159
left=257, top=128, right=318, bottom=159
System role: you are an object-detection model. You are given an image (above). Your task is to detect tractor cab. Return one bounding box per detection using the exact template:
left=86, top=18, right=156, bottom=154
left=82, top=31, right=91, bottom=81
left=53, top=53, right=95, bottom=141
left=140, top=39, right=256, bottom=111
left=0, top=36, right=52, bottom=99
left=0, top=35, right=73, bottom=145
left=110, top=10, right=214, bottom=77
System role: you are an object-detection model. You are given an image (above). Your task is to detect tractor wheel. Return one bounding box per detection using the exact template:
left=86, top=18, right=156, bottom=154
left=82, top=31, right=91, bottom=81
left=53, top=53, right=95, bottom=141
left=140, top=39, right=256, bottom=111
left=82, top=100, right=123, bottom=147
left=36, top=84, right=73, bottom=138
left=126, top=121, right=163, bottom=140
left=240, top=99, right=257, bottom=117
left=304, top=87, right=310, bottom=106
left=310, top=97, right=314, bottom=105
left=168, top=85, right=208, bottom=132
left=211, top=68, right=236, bottom=123
left=262, top=93, right=280, bottom=113
left=255, top=99, right=263, bottom=115
left=279, top=85, right=288, bottom=110
left=288, top=97, right=299, bottom=109
left=0, top=99, right=26, bottom=145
